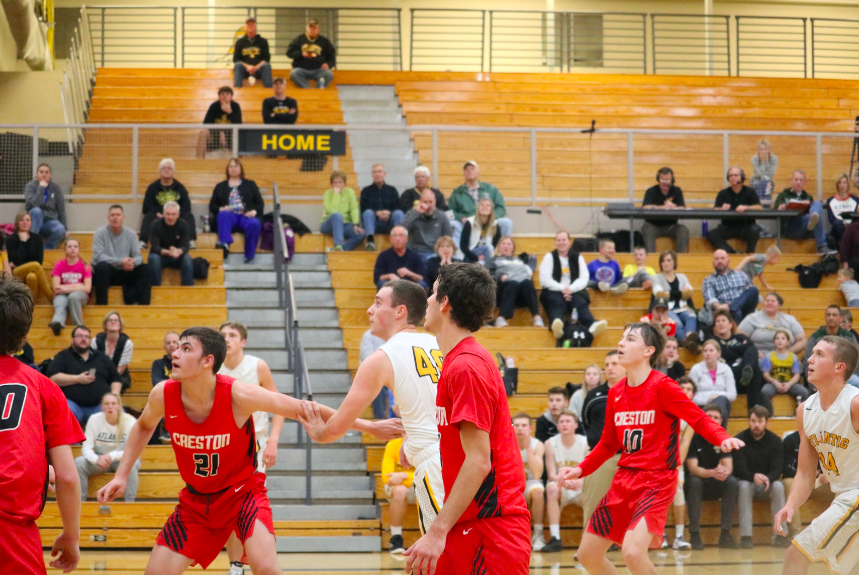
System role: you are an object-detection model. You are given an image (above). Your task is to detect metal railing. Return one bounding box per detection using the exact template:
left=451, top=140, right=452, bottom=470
left=736, top=16, right=807, bottom=78
left=651, top=14, right=730, bottom=76
left=60, top=6, right=96, bottom=158
left=811, top=18, right=859, bottom=79
left=271, top=182, right=313, bottom=505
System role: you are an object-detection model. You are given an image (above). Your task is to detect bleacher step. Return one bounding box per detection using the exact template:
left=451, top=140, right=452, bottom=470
left=276, top=448, right=365, bottom=471
left=273, top=505, right=377, bottom=521
left=228, top=306, right=341, bottom=328
left=276, top=536, right=381, bottom=553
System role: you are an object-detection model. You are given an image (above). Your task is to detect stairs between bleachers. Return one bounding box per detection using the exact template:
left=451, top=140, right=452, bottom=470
left=224, top=253, right=379, bottom=552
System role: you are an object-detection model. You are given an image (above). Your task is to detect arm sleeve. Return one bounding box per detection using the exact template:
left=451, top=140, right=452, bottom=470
left=286, top=36, right=302, bottom=60
left=177, top=184, right=191, bottom=214
left=491, top=187, right=506, bottom=218
left=761, top=355, right=772, bottom=373
left=570, top=255, right=590, bottom=293
left=792, top=354, right=801, bottom=374
left=55, top=186, right=67, bottom=227
left=149, top=222, right=162, bottom=253
left=413, top=252, right=427, bottom=278
left=538, top=254, right=562, bottom=291
left=23, top=181, right=39, bottom=209
left=203, top=103, right=217, bottom=124
left=577, top=389, right=620, bottom=478
left=40, top=375, right=85, bottom=448
left=642, top=187, right=656, bottom=207
left=441, top=215, right=452, bottom=237
left=233, top=39, right=241, bottom=62
left=33, top=235, right=44, bottom=265
left=151, top=360, right=163, bottom=386
left=702, top=276, right=718, bottom=307
left=250, top=181, right=265, bottom=216
left=714, top=190, right=725, bottom=208
left=459, top=222, right=476, bottom=261
left=261, top=98, right=273, bottom=124
left=446, top=360, right=496, bottom=433
left=401, top=209, right=419, bottom=230
left=767, top=435, right=784, bottom=484
left=81, top=417, right=98, bottom=463
left=323, top=37, right=336, bottom=68
left=141, top=184, right=156, bottom=214
left=675, top=188, right=686, bottom=207
left=732, top=438, right=753, bottom=481
left=723, top=365, right=737, bottom=402
left=92, top=229, right=118, bottom=266
left=209, top=184, right=223, bottom=215
left=773, top=191, right=787, bottom=209
left=177, top=222, right=190, bottom=254
left=233, top=102, right=242, bottom=124
left=106, top=356, right=121, bottom=385
left=359, top=187, right=371, bottom=214
left=435, top=190, right=447, bottom=211
left=659, top=380, right=731, bottom=446
left=349, top=191, right=360, bottom=224
left=119, top=339, right=133, bottom=367
left=448, top=191, right=464, bottom=221
left=129, top=230, right=143, bottom=266
left=373, top=252, right=386, bottom=284
left=261, top=38, right=271, bottom=62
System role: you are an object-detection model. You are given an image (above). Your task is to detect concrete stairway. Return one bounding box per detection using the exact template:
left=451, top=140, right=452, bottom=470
left=338, top=85, right=417, bottom=192
left=224, top=253, right=379, bottom=552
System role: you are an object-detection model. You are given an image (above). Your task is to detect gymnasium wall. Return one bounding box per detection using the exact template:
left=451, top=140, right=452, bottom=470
left=0, top=9, right=21, bottom=71
left=0, top=64, right=67, bottom=123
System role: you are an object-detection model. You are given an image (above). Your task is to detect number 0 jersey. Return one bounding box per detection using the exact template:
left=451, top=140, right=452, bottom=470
left=164, top=375, right=257, bottom=494
left=803, top=384, right=859, bottom=493
left=379, top=331, right=442, bottom=463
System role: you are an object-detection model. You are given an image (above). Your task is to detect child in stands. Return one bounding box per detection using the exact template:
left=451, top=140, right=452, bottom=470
left=760, top=328, right=809, bottom=416
left=587, top=239, right=627, bottom=295
left=735, top=245, right=781, bottom=290
left=838, top=268, right=859, bottom=308
left=621, top=246, right=655, bottom=290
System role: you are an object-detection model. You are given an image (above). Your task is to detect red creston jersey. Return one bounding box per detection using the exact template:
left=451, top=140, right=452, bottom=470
left=164, top=375, right=257, bottom=494
left=436, top=337, right=528, bottom=524
left=0, top=355, right=84, bottom=523
left=579, top=370, right=730, bottom=477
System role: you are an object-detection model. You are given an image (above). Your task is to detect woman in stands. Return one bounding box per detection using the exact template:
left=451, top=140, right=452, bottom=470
left=6, top=210, right=52, bottom=303
left=74, top=392, right=140, bottom=501
left=209, top=158, right=264, bottom=264
left=688, top=339, right=736, bottom=427
left=737, top=291, right=806, bottom=354
left=825, top=173, right=859, bottom=246
left=651, top=249, right=700, bottom=353
left=487, top=236, right=542, bottom=327
left=749, top=138, right=777, bottom=204
left=460, top=197, right=501, bottom=263
left=711, top=309, right=763, bottom=412
left=425, top=235, right=459, bottom=294
left=569, top=364, right=601, bottom=422
left=50, top=238, right=91, bottom=336
left=320, top=170, right=366, bottom=252
left=91, top=311, right=133, bottom=393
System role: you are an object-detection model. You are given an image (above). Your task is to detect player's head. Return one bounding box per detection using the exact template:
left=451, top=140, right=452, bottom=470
left=618, top=322, right=666, bottom=368
left=512, top=412, right=532, bottom=438
left=604, top=350, right=625, bottom=384
left=368, top=280, right=427, bottom=339
left=807, top=335, right=859, bottom=386
left=219, top=321, right=248, bottom=356
left=703, top=404, right=723, bottom=425
left=0, top=272, right=33, bottom=356
left=174, top=327, right=227, bottom=380
left=425, top=263, right=495, bottom=335
left=547, top=386, right=568, bottom=416
left=748, top=405, right=769, bottom=439
left=557, top=410, right=579, bottom=435
left=677, top=376, right=696, bottom=401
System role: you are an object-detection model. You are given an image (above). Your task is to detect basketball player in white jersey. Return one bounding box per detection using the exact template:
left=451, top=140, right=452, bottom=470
left=543, top=410, right=589, bottom=552
left=513, top=412, right=546, bottom=550
left=218, top=321, right=284, bottom=575
left=774, top=335, right=859, bottom=575
left=298, top=280, right=446, bottom=534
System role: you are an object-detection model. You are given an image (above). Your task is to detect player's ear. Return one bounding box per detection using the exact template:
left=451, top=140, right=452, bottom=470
left=202, top=353, right=214, bottom=370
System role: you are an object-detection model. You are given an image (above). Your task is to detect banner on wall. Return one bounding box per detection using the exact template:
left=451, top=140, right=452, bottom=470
left=238, top=129, right=346, bottom=156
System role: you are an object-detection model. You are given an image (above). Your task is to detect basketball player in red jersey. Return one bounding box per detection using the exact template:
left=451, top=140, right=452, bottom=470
left=98, top=327, right=400, bottom=574
left=0, top=273, right=85, bottom=574
left=406, top=263, right=531, bottom=575
left=556, top=322, right=745, bottom=575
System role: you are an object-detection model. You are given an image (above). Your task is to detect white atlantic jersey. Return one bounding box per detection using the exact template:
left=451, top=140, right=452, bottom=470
left=803, top=385, right=859, bottom=493
left=218, top=354, right=268, bottom=436
left=379, top=332, right=442, bottom=463
left=548, top=434, right=588, bottom=469
left=521, top=437, right=541, bottom=481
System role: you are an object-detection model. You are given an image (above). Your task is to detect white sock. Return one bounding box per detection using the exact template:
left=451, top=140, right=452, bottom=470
left=534, top=524, right=543, bottom=535
left=391, top=526, right=402, bottom=536
left=550, top=524, right=560, bottom=539
left=676, top=524, right=684, bottom=538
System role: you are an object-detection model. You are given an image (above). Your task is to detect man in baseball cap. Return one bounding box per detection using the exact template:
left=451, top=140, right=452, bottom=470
left=640, top=297, right=678, bottom=338
left=286, top=18, right=336, bottom=88
left=448, top=160, right=513, bottom=252
left=233, top=16, right=272, bottom=88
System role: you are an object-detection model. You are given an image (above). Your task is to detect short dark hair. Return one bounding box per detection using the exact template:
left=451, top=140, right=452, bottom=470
left=548, top=386, right=566, bottom=397
left=677, top=376, right=696, bottom=394
left=0, top=272, right=33, bottom=355
left=512, top=412, right=531, bottom=424
left=384, top=280, right=428, bottom=326
left=703, top=403, right=723, bottom=416
left=180, top=327, right=227, bottom=374
left=605, top=350, right=618, bottom=358
left=108, top=204, right=123, bottom=213
left=558, top=410, right=579, bottom=423
left=435, top=262, right=496, bottom=332
left=218, top=86, right=234, bottom=96
left=71, top=325, right=90, bottom=339
left=820, top=335, right=859, bottom=380
left=219, top=321, right=248, bottom=341
left=713, top=309, right=737, bottom=333
left=659, top=250, right=678, bottom=271
left=657, top=166, right=674, bottom=180
left=827, top=304, right=843, bottom=313
left=765, top=292, right=784, bottom=306
left=749, top=405, right=769, bottom=420
left=624, top=322, right=666, bottom=367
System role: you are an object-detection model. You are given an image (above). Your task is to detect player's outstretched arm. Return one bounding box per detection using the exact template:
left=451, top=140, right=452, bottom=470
left=299, top=400, right=404, bottom=443
left=97, top=383, right=165, bottom=503
left=47, top=444, right=80, bottom=573
left=775, top=405, right=818, bottom=536
left=660, top=380, right=740, bottom=450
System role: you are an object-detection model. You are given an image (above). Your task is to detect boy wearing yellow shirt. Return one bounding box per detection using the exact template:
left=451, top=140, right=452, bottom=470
left=621, top=246, right=656, bottom=290
left=382, top=437, right=414, bottom=554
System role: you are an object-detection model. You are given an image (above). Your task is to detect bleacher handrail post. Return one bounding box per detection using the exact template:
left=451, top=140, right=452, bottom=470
left=31, top=126, right=39, bottom=180
left=432, top=129, right=438, bottom=189
left=817, top=134, right=823, bottom=201
left=626, top=131, right=634, bottom=202
left=131, top=126, right=139, bottom=202
left=723, top=133, right=730, bottom=188
left=530, top=128, right=537, bottom=207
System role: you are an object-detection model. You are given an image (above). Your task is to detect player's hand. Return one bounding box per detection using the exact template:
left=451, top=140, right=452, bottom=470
left=568, top=478, right=584, bottom=491
left=297, top=401, right=326, bottom=442
left=370, top=418, right=404, bottom=441
left=774, top=505, right=793, bottom=536
left=96, top=454, right=112, bottom=471
left=97, top=476, right=127, bottom=503
left=556, top=466, right=582, bottom=489
left=720, top=437, right=744, bottom=453
left=48, top=465, right=56, bottom=493
left=262, top=438, right=278, bottom=469
left=387, top=472, right=408, bottom=486
left=50, top=531, right=80, bottom=573
left=712, top=465, right=730, bottom=481
left=754, top=473, right=770, bottom=490
left=405, top=526, right=446, bottom=575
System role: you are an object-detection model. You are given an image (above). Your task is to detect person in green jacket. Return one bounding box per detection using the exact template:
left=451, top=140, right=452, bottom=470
left=448, top=161, right=513, bottom=250
left=321, top=170, right=366, bottom=251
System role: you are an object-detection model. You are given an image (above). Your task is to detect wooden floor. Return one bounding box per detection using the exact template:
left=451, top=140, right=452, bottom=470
left=51, top=547, right=835, bottom=574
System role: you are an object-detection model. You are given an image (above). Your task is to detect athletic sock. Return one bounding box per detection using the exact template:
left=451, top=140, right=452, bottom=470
left=550, top=524, right=560, bottom=539
left=676, top=524, right=684, bottom=538
left=391, top=526, right=403, bottom=536
left=534, top=524, right=543, bottom=535
left=231, top=562, right=243, bottom=568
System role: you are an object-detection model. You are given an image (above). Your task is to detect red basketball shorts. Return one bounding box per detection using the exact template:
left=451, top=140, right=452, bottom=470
left=155, top=472, right=274, bottom=569
left=435, top=514, right=531, bottom=575
left=587, top=467, right=678, bottom=549
left=0, top=517, right=46, bottom=575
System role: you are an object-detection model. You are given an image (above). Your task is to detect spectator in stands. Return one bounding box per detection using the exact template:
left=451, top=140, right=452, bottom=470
left=0, top=233, right=9, bottom=274
left=838, top=268, right=859, bottom=308
left=654, top=336, right=685, bottom=380
left=448, top=161, right=513, bottom=248
left=711, top=309, right=763, bottom=410
left=586, top=239, right=628, bottom=295
left=733, top=406, right=790, bottom=548
left=460, top=197, right=501, bottom=264
left=47, top=325, right=122, bottom=425
left=738, top=292, right=806, bottom=354
left=92, top=311, right=133, bottom=393
left=198, top=86, right=242, bottom=157
left=700, top=249, right=759, bottom=325
left=400, top=166, right=446, bottom=214
left=569, top=366, right=600, bottom=423
left=684, top=404, right=740, bottom=550
left=210, top=158, right=264, bottom=263
left=842, top=309, right=859, bottom=341
left=151, top=331, right=178, bottom=386
left=536, top=386, right=569, bottom=443
left=840, top=216, right=859, bottom=272
left=539, top=231, right=608, bottom=340
left=92, top=205, right=151, bottom=306
left=23, top=163, right=67, bottom=249
left=543, top=410, right=588, bottom=553
left=361, top=164, right=404, bottom=252
left=262, top=77, right=297, bottom=124
left=287, top=19, right=335, bottom=89
left=487, top=236, right=542, bottom=327
left=825, top=173, right=859, bottom=247
left=359, top=328, right=393, bottom=419
left=7, top=211, right=51, bottom=303
left=750, top=139, right=778, bottom=203
left=74, top=392, right=140, bottom=501
left=759, top=329, right=808, bottom=416
left=804, top=305, right=859, bottom=386
left=402, top=189, right=452, bottom=261
left=372, top=226, right=427, bottom=290
left=689, top=339, right=736, bottom=425
left=734, top=245, right=781, bottom=290
left=621, top=246, right=654, bottom=290
left=641, top=167, right=689, bottom=252
left=707, top=167, right=761, bottom=254
left=381, top=437, right=413, bottom=554
left=148, top=201, right=193, bottom=287
left=320, top=170, right=365, bottom=252
left=12, top=338, right=37, bottom=370
left=640, top=297, right=677, bottom=338
left=652, top=250, right=699, bottom=352
left=50, top=238, right=91, bottom=336
left=140, top=159, right=195, bottom=250
left=233, top=17, right=272, bottom=88
left=424, top=236, right=459, bottom=294
left=774, top=170, right=831, bottom=255
left=513, top=413, right=546, bottom=551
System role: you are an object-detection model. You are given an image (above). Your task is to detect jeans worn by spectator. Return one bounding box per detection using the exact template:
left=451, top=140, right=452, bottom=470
left=217, top=211, right=262, bottom=261
left=52, top=291, right=88, bottom=327
left=668, top=309, right=697, bottom=342
left=685, top=475, right=739, bottom=533
left=782, top=200, right=827, bottom=249
left=233, top=61, right=273, bottom=88
left=66, top=399, right=102, bottom=426
left=738, top=479, right=786, bottom=537
left=93, top=262, right=152, bottom=306
left=320, top=212, right=366, bottom=251
left=148, top=253, right=194, bottom=286
left=75, top=457, right=141, bottom=502
left=362, top=209, right=404, bottom=237
left=29, top=207, right=66, bottom=249
left=640, top=222, right=689, bottom=253
left=290, top=68, right=334, bottom=89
